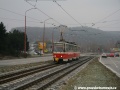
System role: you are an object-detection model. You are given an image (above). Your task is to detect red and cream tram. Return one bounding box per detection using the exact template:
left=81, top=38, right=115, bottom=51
left=53, top=41, right=80, bottom=63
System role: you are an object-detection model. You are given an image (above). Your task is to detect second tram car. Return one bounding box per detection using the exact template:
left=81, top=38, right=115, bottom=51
left=53, top=41, right=80, bottom=63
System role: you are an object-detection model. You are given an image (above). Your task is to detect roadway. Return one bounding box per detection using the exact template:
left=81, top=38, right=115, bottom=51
left=99, top=56, right=120, bottom=77
left=0, top=53, right=92, bottom=66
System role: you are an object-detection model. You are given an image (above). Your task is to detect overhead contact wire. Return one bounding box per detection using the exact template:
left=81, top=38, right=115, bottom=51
left=94, top=8, right=120, bottom=24
left=26, top=1, right=62, bottom=25
left=0, top=7, right=41, bottom=22
left=53, top=0, right=83, bottom=27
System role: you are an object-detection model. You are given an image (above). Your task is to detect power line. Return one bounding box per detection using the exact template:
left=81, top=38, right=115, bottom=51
left=0, top=7, right=59, bottom=26
left=0, top=8, right=24, bottom=16
left=92, top=19, right=120, bottom=27
left=0, top=17, right=40, bottom=23
left=0, top=17, right=56, bottom=25
left=95, top=8, right=120, bottom=24
left=65, top=19, right=120, bottom=27
left=100, top=27, right=120, bottom=28
left=0, top=7, right=42, bottom=22
left=26, top=1, right=51, bottom=18
left=25, top=0, right=62, bottom=25
left=53, top=0, right=83, bottom=27
left=98, top=22, right=120, bottom=28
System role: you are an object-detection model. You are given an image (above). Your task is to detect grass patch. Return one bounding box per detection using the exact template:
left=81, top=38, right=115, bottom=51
left=62, top=57, right=120, bottom=90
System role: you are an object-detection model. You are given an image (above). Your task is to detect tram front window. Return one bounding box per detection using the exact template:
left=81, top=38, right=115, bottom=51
left=54, top=45, right=63, bottom=52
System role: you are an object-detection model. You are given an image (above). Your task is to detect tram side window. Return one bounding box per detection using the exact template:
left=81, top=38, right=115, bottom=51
left=65, top=44, right=69, bottom=52
left=69, top=44, right=74, bottom=52
left=74, top=46, right=77, bottom=52
left=65, top=44, right=78, bottom=52
left=54, top=44, right=63, bottom=52
left=66, top=44, right=71, bottom=52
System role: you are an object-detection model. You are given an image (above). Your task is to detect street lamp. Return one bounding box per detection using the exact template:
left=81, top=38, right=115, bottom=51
left=52, top=25, right=57, bottom=53
left=24, top=8, right=36, bottom=57
left=42, top=18, right=53, bottom=54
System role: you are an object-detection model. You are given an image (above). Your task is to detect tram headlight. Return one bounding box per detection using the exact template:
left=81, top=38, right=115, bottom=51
left=61, top=56, right=62, bottom=57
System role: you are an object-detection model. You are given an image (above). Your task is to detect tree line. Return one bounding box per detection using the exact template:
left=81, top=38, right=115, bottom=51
left=0, top=22, right=29, bottom=57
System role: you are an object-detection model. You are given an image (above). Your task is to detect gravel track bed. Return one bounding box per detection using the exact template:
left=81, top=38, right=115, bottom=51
left=45, top=57, right=94, bottom=90
left=0, top=63, right=58, bottom=85
left=59, top=57, right=120, bottom=90
left=0, top=56, right=91, bottom=90
left=0, top=64, right=65, bottom=90
left=0, top=60, right=53, bottom=73
left=27, top=61, right=85, bottom=89
left=25, top=57, right=93, bottom=90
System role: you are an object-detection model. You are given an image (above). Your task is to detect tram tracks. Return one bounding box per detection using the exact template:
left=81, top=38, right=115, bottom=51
left=0, top=63, right=58, bottom=84
left=0, top=56, right=94, bottom=90
left=28, top=57, right=94, bottom=90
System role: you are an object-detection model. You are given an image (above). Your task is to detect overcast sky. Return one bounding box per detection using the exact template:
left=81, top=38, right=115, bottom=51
left=0, top=0, right=120, bottom=31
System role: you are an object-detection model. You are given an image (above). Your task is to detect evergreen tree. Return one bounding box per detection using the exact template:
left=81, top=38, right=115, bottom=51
left=8, top=29, right=29, bottom=56
left=0, top=22, right=29, bottom=57
left=0, top=22, right=7, bottom=55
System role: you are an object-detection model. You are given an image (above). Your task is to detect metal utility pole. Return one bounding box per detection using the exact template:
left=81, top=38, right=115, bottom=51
left=52, top=27, right=56, bottom=53
left=24, top=8, right=36, bottom=57
left=42, top=18, right=53, bottom=54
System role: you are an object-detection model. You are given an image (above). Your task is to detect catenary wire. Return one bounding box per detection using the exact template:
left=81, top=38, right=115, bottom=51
left=98, top=22, right=120, bottom=28
left=25, top=0, right=62, bottom=25
left=0, top=7, right=59, bottom=26
left=53, top=0, right=83, bottom=27
left=0, top=7, right=42, bottom=22
left=0, top=16, right=55, bottom=26
left=0, top=17, right=40, bottom=23
left=93, top=8, right=120, bottom=25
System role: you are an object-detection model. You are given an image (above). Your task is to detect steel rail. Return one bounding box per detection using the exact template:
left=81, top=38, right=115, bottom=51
left=38, top=57, right=93, bottom=90
left=11, top=57, right=94, bottom=90
left=0, top=63, right=58, bottom=84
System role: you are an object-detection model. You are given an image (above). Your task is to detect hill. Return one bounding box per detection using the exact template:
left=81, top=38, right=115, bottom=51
left=11, top=26, right=120, bottom=52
